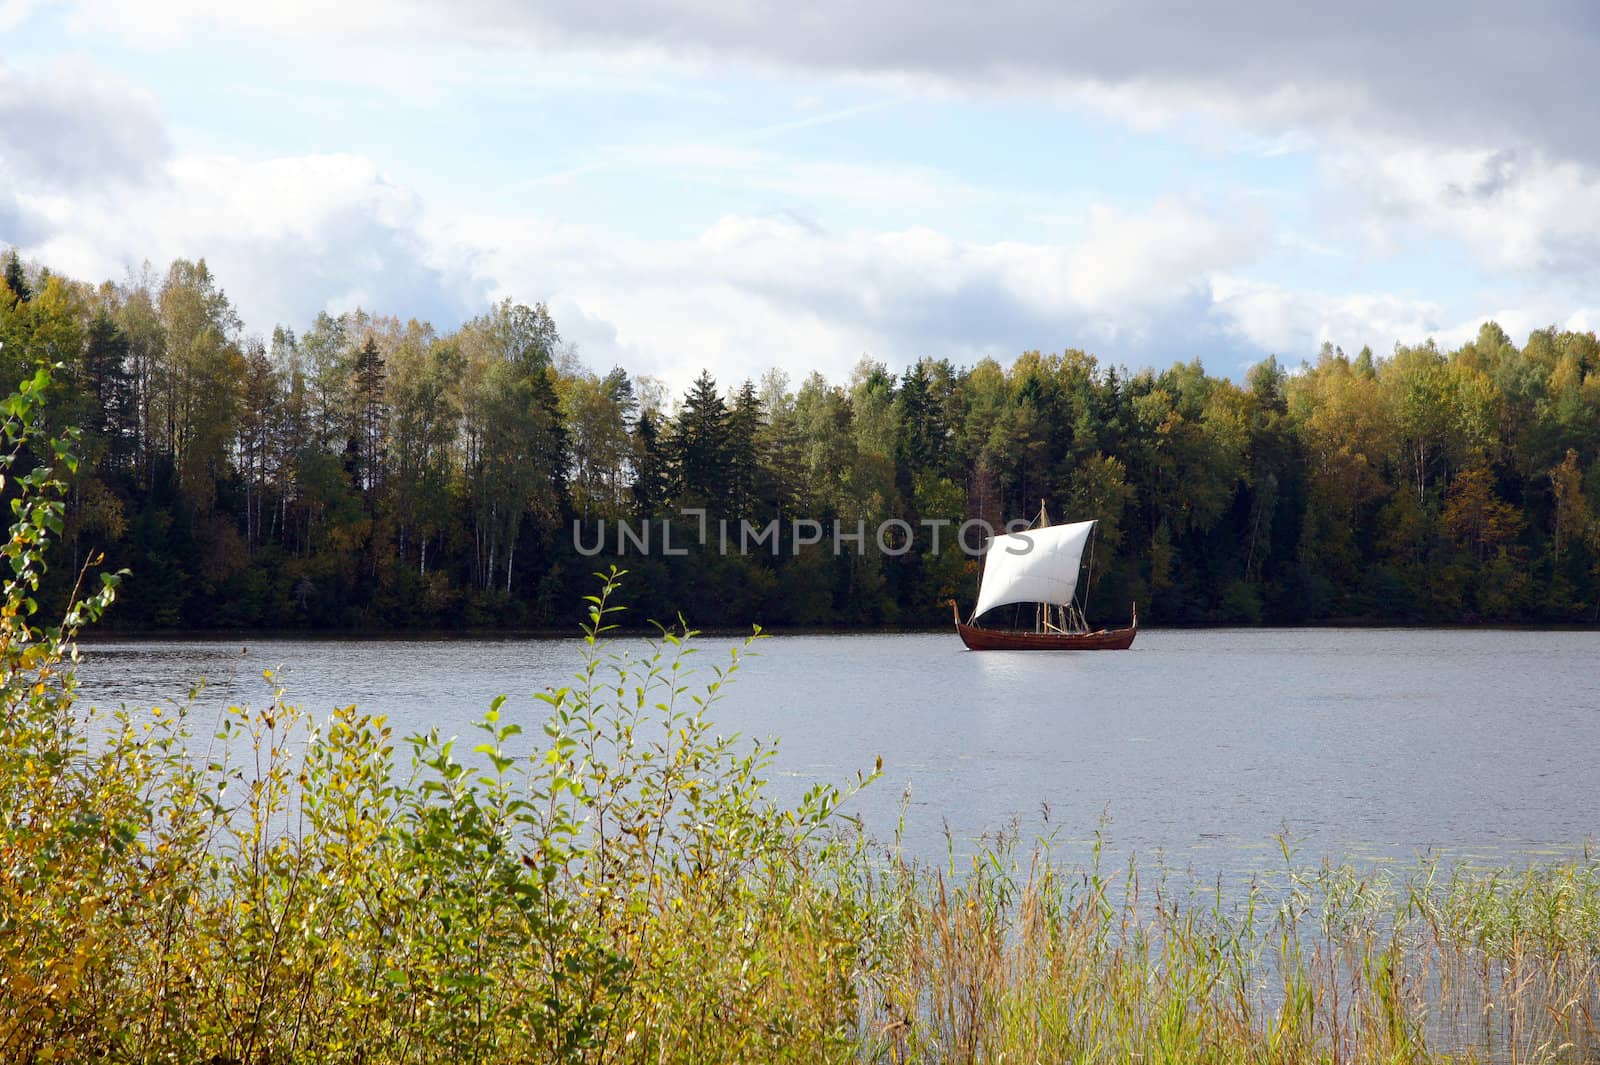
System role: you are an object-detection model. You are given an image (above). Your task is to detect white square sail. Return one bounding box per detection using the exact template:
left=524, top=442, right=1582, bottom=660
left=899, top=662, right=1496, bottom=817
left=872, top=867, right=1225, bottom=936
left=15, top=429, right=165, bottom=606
left=972, top=519, right=1096, bottom=619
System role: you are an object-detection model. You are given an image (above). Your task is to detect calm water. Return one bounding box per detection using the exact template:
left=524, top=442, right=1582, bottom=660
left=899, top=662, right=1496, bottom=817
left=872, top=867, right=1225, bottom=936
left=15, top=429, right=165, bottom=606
left=72, top=628, right=1600, bottom=877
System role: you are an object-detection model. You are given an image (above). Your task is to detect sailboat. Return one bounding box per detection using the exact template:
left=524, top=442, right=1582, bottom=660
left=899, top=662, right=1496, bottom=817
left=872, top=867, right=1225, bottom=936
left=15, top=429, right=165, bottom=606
left=950, top=506, right=1137, bottom=650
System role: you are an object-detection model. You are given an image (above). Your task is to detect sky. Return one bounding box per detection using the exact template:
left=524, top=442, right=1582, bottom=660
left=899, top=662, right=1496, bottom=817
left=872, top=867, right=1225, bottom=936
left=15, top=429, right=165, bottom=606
left=2, top=1, right=1599, bottom=389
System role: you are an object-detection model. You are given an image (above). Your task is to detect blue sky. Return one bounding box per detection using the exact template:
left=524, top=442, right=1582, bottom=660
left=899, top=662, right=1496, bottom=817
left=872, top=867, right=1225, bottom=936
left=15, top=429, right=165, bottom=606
left=3, top=1, right=1598, bottom=388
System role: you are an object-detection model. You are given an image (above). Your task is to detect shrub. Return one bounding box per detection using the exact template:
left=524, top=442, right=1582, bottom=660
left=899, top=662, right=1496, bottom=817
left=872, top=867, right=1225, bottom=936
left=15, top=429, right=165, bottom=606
left=4, top=368, right=1599, bottom=1064
left=0, top=368, right=879, bottom=1064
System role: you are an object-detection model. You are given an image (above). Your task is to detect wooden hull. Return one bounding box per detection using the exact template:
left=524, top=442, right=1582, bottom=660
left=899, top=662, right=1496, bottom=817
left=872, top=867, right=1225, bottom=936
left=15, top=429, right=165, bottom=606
left=954, top=621, right=1137, bottom=651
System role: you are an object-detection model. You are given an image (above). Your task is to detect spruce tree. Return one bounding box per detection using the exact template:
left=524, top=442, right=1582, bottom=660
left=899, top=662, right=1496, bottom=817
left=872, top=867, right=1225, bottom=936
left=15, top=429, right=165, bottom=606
left=632, top=410, right=670, bottom=516
left=894, top=360, right=934, bottom=501
left=530, top=363, right=568, bottom=498
left=80, top=310, right=135, bottom=468
left=727, top=380, right=763, bottom=514
left=672, top=371, right=733, bottom=511
left=3, top=250, right=30, bottom=305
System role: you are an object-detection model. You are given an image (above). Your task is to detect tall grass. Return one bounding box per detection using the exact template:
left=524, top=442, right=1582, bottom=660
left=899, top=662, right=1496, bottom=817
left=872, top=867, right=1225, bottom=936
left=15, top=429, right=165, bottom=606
left=3, top=368, right=1598, bottom=1064
left=857, top=842, right=1600, bottom=1063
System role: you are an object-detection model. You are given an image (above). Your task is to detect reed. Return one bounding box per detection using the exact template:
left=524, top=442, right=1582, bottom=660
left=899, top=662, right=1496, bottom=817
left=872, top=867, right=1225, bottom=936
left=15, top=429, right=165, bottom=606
left=857, top=844, right=1600, bottom=1064
left=3, top=370, right=1598, bottom=1064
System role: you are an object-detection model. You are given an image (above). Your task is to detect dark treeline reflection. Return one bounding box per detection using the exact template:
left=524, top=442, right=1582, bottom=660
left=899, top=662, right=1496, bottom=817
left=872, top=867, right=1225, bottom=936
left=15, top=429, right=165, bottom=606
left=2, top=248, right=1598, bottom=630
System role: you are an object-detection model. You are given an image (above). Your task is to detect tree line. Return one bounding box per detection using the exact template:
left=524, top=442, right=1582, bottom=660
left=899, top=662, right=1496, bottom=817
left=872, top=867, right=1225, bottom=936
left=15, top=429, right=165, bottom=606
left=2, top=248, right=1598, bottom=630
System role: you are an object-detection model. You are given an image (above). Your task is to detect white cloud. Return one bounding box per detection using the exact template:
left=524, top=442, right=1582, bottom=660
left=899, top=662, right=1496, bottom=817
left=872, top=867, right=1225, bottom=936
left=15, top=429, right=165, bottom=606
left=1211, top=275, right=1600, bottom=361
left=448, top=198, right=1278, bottom=387
left=29, top=0, right=1600, bottom=301
left=1325, top=142, right=1600, bottom=277
left=6, top=16, right=1599, bottom=393
left=20, top=150, right=486, bottom=333
left=42, top=1, right=1600, bottom=157
left=1212, top=277, right=1449, bottom=356
left=1049, top=79, right=1600, bottom=293
left=81, top=1, right=1598, bottom=174
left=0, top=57, right=169, bottom=189
left=1002, top=199, right=1269, bottom=313
left=59, top=0, right=465, bottom=48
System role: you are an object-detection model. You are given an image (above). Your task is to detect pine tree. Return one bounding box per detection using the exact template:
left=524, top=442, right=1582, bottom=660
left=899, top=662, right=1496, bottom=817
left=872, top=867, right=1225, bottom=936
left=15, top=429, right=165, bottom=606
left=3, top=250, right=30, bottom=305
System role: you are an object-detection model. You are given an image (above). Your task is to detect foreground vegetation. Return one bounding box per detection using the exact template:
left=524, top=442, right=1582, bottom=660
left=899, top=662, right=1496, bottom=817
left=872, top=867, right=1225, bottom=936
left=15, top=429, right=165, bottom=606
left=5, top=372, right=1600, bottom=1063
left=3, top=249, right=1600, bottom=630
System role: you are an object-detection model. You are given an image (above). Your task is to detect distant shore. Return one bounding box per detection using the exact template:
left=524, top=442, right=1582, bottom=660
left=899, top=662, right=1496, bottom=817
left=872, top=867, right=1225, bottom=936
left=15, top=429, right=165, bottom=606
left=76, top=616, right=1600, bottom=641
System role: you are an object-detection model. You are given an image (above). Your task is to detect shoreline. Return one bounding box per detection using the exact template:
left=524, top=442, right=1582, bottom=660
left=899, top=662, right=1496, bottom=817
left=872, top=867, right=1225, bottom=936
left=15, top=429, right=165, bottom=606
left=75, top=617, right=1600, bottom=641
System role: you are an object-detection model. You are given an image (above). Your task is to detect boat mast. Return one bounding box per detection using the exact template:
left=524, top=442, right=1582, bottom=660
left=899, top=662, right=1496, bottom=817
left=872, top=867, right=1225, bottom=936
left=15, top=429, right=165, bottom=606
left=1035, top=499, right=1047, bottom=634
left=1082, top=521, right=1097, bottom=627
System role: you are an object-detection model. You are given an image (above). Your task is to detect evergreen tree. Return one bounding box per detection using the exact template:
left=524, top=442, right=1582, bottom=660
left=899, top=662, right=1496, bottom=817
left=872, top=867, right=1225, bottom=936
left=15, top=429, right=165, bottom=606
left=1246, top=355, right=1287, bottom=414
left=5, top=244, right=1600, bottom=631
left=530, top=362, right=568, bottom=500
left=753, top=377, right=805, bottom=520
left=3, top=250, right=30, bottom=305
left=79, top=310, right=135, bottom=469
left=894, top=360, right=939, bottom=506
left=728, top=380, right=763, bottom=515
left=631, top=410, right=670, bottom=516
left=673, top=371, right=733, bottom=512
left=601, top=365, right=636, bottom=416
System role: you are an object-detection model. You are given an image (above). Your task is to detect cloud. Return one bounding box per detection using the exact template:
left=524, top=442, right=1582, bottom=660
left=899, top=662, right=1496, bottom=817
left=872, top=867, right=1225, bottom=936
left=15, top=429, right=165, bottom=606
left=45, top=2, right=1600, bottom=157
left=1323, top=141, right=1600, bottom=278
left=20, top=152, right=489, bottom=334
left=1211, top=275, right=1600, bottom=362
left=496, top=2, right=1600, bottom=291
left=0, top=56, right=486, bottom=333
left=45, top=1, right=1600, bottom=291
left=0, top=58, right=169, bottom=189
left=451, top=198, right=1286, bottom=387
left=1212, top=277, right=1450, bottom=357
left=535, top=3, right=1600, bottom=166
left=59, top=0, right=461, bottom=47
left=8, top=9, right=1597, bottom=390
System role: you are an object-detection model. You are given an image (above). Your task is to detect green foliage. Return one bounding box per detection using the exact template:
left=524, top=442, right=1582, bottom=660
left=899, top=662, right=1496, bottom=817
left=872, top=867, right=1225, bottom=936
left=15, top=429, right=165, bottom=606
left=1, top=369, right=880, bottom=1062
left=671, top=369, right=735, bottom=512
left=0, top=368, right=135, bottom=1058
left=3, top=370, right=1599, bottom=1063
left=5, top=246, right=1600, bottom=628
left=2, top=249, right=30, bottom=306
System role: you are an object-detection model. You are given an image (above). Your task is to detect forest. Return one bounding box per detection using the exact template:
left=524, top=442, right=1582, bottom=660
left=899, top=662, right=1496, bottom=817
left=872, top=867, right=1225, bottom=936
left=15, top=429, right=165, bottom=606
left=2, top=247, right=1598, bottom=630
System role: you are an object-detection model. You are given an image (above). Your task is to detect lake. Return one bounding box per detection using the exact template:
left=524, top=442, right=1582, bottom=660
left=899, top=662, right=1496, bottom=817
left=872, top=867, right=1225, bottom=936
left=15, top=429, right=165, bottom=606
left=72, top=627, right=1600, bottom=879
